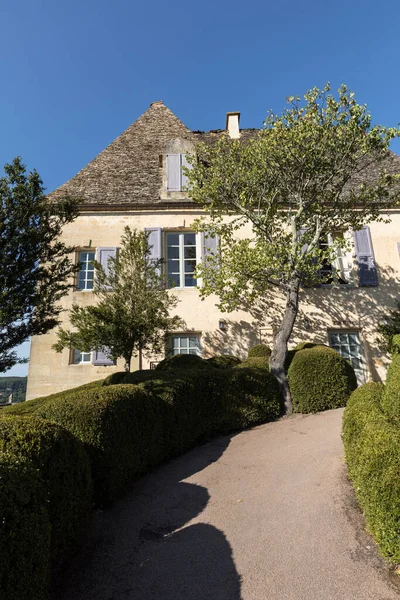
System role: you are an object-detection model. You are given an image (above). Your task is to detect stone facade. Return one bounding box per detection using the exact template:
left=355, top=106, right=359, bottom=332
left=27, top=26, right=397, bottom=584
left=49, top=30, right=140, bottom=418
left=26, top=102, right=400, bottom=399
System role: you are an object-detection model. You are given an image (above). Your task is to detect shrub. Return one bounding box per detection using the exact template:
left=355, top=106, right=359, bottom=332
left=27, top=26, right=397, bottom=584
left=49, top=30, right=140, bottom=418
left=288, top=345, right=357, bottom=413
left=0, top=416, right=91, bottom=559
left=206, top=355, right=241, bottom=369
left=156, top=354, right=212, bottom=371
left=236, top=357, right=269, bottom=370
left=227, top=367, right=281, bottom=427
left=381, top=353, right=400, bottom=421
left=342, top=382, right=384, bottom=479
left=248, top=344, right=271, bottom=358
left=102, top=371, right=126, bottom=386
left=0, top=452, right=51, bottom=600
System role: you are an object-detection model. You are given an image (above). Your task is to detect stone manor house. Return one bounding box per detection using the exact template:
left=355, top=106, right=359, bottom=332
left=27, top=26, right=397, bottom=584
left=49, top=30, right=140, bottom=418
left=26, top=101, right=400, bottom=399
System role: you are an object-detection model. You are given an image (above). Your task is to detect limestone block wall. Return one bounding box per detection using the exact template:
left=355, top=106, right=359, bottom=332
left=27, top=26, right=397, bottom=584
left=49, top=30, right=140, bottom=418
left=26, top=208, right=400, bottom=400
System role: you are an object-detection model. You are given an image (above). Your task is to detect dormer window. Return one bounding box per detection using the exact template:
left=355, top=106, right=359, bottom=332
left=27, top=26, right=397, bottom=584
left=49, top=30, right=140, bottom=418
left=167, top=154, right=192, bottom=191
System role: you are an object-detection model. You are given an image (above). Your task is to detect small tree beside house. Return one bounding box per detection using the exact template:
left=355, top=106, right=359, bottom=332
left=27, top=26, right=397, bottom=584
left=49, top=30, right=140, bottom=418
left=187, top=84, right=400, bottom=414
left=53, top=226, right=184, bottom=372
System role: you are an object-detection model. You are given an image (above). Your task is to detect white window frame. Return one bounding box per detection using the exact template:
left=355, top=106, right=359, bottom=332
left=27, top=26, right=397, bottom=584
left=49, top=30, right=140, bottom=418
left=165, top=231, right=200, bottom=289
left=328, top=330, right=366, bottom=385
left=77, top=250, right=96, bottom=291
left=318, top=232, right=354, bottom=286
left=168, top=334, right=202, bottom=357
left=71, top=348, right=92, bottom=365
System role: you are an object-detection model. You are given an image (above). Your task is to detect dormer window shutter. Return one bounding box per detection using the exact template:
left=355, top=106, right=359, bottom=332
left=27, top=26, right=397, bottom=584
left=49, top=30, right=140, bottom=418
left=181, top=154, right=192, bottom=190
left=167, top=154, right=181, bottom=191
left=353, top=226, right=378, bottom=287
left=92, top=347, right=116, bottom=366
left=145, top=227, right=162, bottom=276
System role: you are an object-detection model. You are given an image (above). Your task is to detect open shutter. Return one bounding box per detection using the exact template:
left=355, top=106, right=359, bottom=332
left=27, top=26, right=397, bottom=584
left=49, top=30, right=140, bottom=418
left=202, top=231, right=219, bottom=269
left=397, top=242, right=400, bottom=258
left=96, top=247, right=118, bottom=278
left=181, top=154, right=192, bottom=190
left=353, top=227, right=378, bottom=286
left=92, top=347, right=115, bottom=366
left=167, top=154, right=181, bottom=191
left=145, top=227, right=162, bottom=276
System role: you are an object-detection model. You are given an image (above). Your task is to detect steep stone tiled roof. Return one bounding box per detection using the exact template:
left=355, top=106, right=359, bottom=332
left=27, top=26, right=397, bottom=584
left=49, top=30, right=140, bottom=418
left=50, top=102, right=400, bottom=209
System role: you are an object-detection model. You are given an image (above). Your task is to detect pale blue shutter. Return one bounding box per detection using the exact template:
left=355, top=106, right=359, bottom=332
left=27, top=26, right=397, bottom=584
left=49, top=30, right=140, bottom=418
left=96, top=247, right=118, bottom=278
left=353, top=226, right=378, bottom=286
left=92, top=347, right=115, bottom=366
left=145, top=228, right=162, bottom=276
left=181, top=154, right=192, bottom=190
left=298, top=227, right=308, bottom=254
left=202, top=231, right=219, bottom=269
left=167, top=154, right=181, bottom=191
left=397, top=242, right=400, bottom=258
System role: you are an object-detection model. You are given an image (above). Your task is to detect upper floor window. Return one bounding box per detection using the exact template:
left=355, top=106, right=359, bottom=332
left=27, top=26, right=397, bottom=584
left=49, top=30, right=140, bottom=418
left=318, top=233, right=352, bottom=285
left=167, top=154, right=192, bottom=191
left=166, top=232, right=198, bottom=288
left=71, top=348, right=91, bottom=364
left=77, top=251, right=95, bottom=290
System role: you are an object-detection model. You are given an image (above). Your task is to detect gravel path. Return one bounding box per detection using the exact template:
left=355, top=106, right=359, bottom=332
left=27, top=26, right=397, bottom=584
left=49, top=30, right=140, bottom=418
left=59, top=408, right=399, bottom=599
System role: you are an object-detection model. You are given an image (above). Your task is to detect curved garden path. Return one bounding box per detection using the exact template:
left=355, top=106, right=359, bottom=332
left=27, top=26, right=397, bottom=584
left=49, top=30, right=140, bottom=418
left=59, top=408, right=398, bottom=599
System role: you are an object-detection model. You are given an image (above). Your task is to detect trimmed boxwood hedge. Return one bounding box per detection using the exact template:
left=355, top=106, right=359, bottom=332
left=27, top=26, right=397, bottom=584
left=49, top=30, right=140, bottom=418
left=288, top=345, right=357, bottom=413
left=0, top=416, right=91, bottom=559
left=343, top=381, right=400, bottom=562
left=155, top=354, right=212, bottom=371
left=237, top=357, right=270, bottom=370
left=248, top=344, right=271, bottom=358
left=381, top=353, right=400, bottom=421
left=0, top=452, right=51, bottom=600
left=206, top=355, right=241, bottom=369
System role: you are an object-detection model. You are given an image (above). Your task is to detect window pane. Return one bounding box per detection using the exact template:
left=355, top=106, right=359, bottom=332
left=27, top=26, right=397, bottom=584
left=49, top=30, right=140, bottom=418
left=167, top=245, right=180, bottom=259
left=166, top=233, right=179, bottom=246
left=189, top=337, right=199, bottom=348
left=86, top=280, right=94, bottom=290
left=167, top=259, right=180, bottom=273
left=184, top=233, right=196, bottom=246
left=184, top=246, right=196, bottom=259
left=189, top=349, right=197, bottom=355
left=185, top=275, right=197, bottom=287
left=167, top=273, right=180, bottom=288
left=179, top=337, right=189, bottom=348
left=184, top=259, right=197, bottom=273
left=348, top=334, right=359, bottom=345
left=73, top=349, right=81, bottom=364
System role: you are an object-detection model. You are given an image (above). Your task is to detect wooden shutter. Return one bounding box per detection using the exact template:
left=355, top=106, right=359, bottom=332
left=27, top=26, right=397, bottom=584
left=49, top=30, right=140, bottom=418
left=145, top=227, right=162, bottom=276
left=96, top=247, right=118, bottom=290
left=397, top=242, right=400, bottom=258
left=353, top=226, right=378, bottom=286
left=167, top=154, right=181, bottom=191
left=202, top=231, right=219, bottom=271
left=181, top=154, right=192, bottom=190
left=92, top=347, right=115, bottom=366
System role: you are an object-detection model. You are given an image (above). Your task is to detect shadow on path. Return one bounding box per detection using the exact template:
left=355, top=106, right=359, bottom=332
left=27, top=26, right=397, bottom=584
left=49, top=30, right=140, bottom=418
left=58, top=435, right=242, bottom=600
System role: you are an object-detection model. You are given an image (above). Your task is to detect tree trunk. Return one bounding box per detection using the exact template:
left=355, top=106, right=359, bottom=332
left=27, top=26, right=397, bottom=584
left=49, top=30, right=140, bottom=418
left=269, top=277, right=301, bottom=416
left=138, top=346, right=143, bottom=371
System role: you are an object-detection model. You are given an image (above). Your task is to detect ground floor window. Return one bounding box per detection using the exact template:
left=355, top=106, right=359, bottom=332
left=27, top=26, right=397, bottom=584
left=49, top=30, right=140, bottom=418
left=328, top=331, right=365, bottom=385
left=71, top=349, right=91, bottom=364
left=168, top=334, right=201, bottom=356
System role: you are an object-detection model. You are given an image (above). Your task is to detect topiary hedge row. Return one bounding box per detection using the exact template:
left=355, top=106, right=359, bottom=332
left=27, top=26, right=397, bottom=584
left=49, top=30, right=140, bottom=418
left=0, top=358, right=282, bottom=599
left=343, top=380, right=400, bottom=562
left=288, top=345, right=357, bottom=413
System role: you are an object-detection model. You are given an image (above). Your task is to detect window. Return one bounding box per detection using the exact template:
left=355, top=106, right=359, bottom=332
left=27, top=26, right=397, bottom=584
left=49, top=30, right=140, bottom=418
left=328, top=331, right=365, bottom=385
left=166, top=232, right=198, bottom=288
left=71, top=349, right=91, bottom=364
left=318, top=233, right=352, bottom=285
left=167, top=154, right=191, bottom=191
left=169, top=335, right=201, bottom=356
left=77, top=251, right=95, bottom=290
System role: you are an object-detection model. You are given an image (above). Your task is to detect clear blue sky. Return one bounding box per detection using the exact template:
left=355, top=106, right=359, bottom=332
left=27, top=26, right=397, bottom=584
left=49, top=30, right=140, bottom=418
left=1, top=0, right=400, bottom=376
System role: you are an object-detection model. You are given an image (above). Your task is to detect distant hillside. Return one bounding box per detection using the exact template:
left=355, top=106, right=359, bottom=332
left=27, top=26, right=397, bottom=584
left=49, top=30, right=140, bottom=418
left=0, top=377, right=27, bottom=404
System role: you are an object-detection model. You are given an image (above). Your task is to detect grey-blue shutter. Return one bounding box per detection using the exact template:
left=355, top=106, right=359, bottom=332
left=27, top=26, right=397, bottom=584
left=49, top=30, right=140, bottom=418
left=181, top=154, right=192, bottom=190
left=202, top=231, right=219, bottom=271
left=145, top=227, right=162, bottom=276
left=353, top=226, right=378, bottom=286
left=167, top=154, right=181, bottom=191
left=92, top=347, right=115, bottom=366
left=96, top=247, right=118, bottom=290
left=298, top=227, right=308, bottom=254
left=397, top=242, right=400, bottom=258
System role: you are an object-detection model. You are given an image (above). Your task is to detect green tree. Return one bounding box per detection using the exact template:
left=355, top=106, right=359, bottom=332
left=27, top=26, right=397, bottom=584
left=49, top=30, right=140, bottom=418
left=0, top=157, right=80, bottom=373
left=377, top=300, right=400, bottom=355
left=187, top=84, right=400, bottom=414
left=53, top=227, right=184, bottom=371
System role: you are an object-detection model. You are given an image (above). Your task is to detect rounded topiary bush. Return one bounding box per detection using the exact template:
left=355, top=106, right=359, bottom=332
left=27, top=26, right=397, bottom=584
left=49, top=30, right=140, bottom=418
left=206, top=355, right=241, bottom=369
left=288, top=345, right=357, bottom=413
left=236, top=357, right=269, bottom=370
left=248, top=344, right=271, bottom=358
left=155, top=354, right=212, bottom=371
left=102, top=371, right=126, bottom=386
